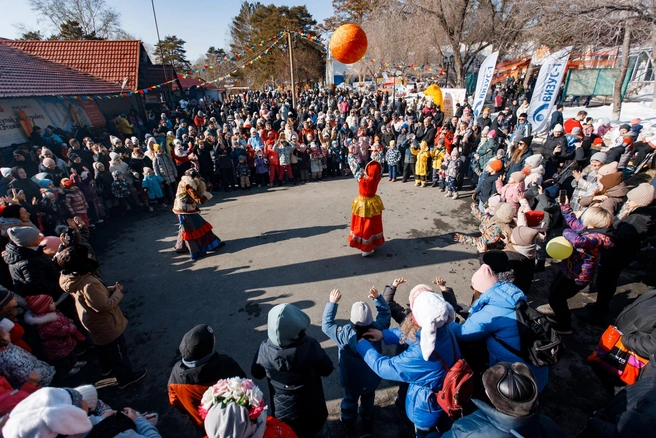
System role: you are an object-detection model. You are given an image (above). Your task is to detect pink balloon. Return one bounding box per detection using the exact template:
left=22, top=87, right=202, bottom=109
left=40, top=236, right=60, bottom=254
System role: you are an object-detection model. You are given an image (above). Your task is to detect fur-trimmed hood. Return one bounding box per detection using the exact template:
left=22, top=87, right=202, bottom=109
left=23, top=310, right=59, bottom=325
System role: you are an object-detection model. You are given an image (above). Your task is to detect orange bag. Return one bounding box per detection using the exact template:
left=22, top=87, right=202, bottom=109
left=587, top=325, right=649, bottom=385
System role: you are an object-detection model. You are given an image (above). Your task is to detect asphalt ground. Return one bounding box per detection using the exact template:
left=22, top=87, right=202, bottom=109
left=54, top=166, right=651, bottom=438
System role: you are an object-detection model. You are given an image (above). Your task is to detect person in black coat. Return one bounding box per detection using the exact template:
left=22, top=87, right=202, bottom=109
left=579, top=355, right=656, bottom=437
left=168, top=324, right=246, bottom=431
left=9, top=150, right=38, bottom=179
left=542, top=127, right=568, bottom=179
left=251, top=304, right=333, bottom=438
left=192, top=140, right=214, bottom=183
left=549, top=104, right=564, bottom=131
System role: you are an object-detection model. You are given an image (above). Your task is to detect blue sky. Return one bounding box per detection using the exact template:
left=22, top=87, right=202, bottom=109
left=0, top=0, right=333, bottom=60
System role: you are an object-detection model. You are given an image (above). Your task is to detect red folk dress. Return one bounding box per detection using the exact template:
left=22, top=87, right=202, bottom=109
left=348, top=154, right=385, bottom=252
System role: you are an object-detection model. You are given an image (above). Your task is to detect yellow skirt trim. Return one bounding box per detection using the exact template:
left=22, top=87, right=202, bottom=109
left=351, top=195, right=385, bottom=218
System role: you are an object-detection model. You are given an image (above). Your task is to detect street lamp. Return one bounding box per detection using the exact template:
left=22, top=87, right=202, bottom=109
left=443, top=55, right=454, bottom=87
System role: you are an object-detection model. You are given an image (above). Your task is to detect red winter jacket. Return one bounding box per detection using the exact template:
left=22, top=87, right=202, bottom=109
left=0, top=376, right=39, bottom=415
left=23, top=310, right=85, bottom=360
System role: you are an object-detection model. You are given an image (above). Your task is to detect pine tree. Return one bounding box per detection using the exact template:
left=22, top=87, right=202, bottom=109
left=229, top=2, right=262, bottom=54
left=322, top=0, right=381, bottom=30
left=154, top=35, right=192, bottom=72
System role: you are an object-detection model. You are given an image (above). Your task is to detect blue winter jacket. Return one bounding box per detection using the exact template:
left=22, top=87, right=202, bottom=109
left=440, top=399, right=565, bottom=438
left=449, top=282, right=549, bottom=391
left=141, top=174, right=164, bottom=200
left=356, top=326, right=460, bottom=428
left=322, top=297, right=391, bottom=394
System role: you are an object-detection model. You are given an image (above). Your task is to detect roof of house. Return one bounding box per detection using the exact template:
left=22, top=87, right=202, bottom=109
left=142, top=64, right=178, bottom=92
left=2, top=39, right=143, bottom=90
left=177, top=76, right=219, bottom=90
left=0, top=43, right=124, bottom=98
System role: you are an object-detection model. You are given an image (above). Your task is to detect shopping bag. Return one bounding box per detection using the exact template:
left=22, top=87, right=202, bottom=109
left=587, top=325, right=649, bottom=385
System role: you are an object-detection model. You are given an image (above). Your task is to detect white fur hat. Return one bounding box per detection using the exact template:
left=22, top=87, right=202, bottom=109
left=524, top=154, right=543, bottom=169
left=2, top=387, right=93, bottom=437
left=411, top=292, right=455, bottom=361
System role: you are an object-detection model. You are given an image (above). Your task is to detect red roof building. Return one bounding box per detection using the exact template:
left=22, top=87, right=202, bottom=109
left=0, top=43, right=123, bottom=98
left=2, top=39, right=176, bottom=92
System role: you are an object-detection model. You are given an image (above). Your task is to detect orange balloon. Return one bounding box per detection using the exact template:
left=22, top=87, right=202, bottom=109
left=330, top=24, right=368, bottom=64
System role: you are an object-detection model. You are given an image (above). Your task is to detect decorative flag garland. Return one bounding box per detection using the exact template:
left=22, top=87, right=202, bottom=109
left=53, top=33, right=286, bottom=101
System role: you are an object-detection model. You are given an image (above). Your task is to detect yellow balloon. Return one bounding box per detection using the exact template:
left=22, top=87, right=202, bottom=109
left=546, top=236, right=574, bottom=260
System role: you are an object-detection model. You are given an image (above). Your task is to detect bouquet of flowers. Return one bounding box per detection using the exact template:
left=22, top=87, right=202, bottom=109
left=198, top=377, right=265, bottom=421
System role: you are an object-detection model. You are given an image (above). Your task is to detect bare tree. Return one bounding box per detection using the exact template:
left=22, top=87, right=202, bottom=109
left=26, top=0, right=124, bottom=39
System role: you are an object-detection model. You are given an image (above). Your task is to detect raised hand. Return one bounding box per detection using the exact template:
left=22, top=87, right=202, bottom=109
left=392, top=277, right=406, bottom=288
left=368, top=285, right=379, bottom=299
left=329, top=289, right=342, bottom=303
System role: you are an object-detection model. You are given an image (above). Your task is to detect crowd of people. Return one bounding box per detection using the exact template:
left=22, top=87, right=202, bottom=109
left=0, top=84, right=655, bottom=438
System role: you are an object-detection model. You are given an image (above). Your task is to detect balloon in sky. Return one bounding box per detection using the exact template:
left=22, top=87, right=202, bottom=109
left=330, top=24, right=368, bottom=64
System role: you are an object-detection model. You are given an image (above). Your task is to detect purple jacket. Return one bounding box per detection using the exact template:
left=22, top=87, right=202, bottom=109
left=561, top=204, right=614, bottom=283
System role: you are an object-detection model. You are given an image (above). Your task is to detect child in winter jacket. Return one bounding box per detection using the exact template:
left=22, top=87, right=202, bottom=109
left=445, top=150, right=462, bottom=198
left=0, top=328, right=55, bottom=388
left=253, top=149, right=269, bottom=187
left=294, top=144, right=310, bottom=183
left=142, top=167, right=166, bottom=211
left=153, top=145, right=177, bottom=202
left=111, top=171, right=134, bottom=213
left=496, top=171, right=527, bottom=210
left=23, top=295, right=86, bottom=376
left=60, top=178, right=90, bottom=226
left=385, top=140, right=401, bottom=182
left=473, top=159, right=503, bottom=212
left=309, top=143, right=324, bottom=180
left=523, top=154, right=545, bottom=187
left=252, top=304, right=333, bottom=438
left=235, top=156, right=250, bottom=189
left=37, top=190, right=63, bottom=236
left=322, top=287, right=391, bottom=433
left=413, top=141, right=431, bottom=187
left=548, top=203, right=614, bottom=333
left=430, top=141, right=447, bottom=187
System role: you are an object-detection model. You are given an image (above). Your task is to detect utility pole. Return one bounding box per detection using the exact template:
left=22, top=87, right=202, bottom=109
left=287, top=30, right=296, bottom=109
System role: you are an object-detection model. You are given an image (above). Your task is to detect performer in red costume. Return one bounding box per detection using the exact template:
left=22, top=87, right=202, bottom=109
left=347, top=147, right=385, bottom=257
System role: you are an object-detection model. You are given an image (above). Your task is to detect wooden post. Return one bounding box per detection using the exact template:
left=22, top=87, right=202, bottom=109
left=287, top=31, right=296, bottom=109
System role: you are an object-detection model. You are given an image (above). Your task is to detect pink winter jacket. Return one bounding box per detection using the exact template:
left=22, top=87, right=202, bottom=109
left=496, top=179, right=525, bottom=209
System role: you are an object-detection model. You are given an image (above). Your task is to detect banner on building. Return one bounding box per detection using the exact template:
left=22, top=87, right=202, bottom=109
left=472, top=51, right=499, bottom=118
left=527, top=47, right=572, bottom=133
left=0, top=97, right=105, bottom=146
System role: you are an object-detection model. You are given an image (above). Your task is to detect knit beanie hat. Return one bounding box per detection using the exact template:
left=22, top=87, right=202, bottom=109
left=619, top=123, right=631, bottom=131
left=552, top=124, right=563, bottom=132
left=599, top=172, right=623, bottom=190
left=471, top=264, right=498, bottom=293
left=179, top=324, right=215, bottom=361
left=112, top=171, right=122, bottom=180
left=482, top=362, right=538, bottom=417
left=0, top=288, right=15, bottom=309
left=62, top=178, right=75, bottom=188
left=410, top=292, right=455, bottom=360
left=509, top=171, right=526, bottom=183
left=109, top=152, right=119, bottom=160
left=267, top=304, right=310, bottom=348
left=143, top=167, right=153, bottom=175
left=350, top=302, right=373, bottom=326
left=519, top=136, right=533, bottom=147
left=627, top=183, right=656, bottom=207
left=409, top=284, right=434, bottom=308
left=488, top=159, right=503, bottom=173
left=38, top=179, right=53, bottom=188
left=25, top=295, right=53, bottom=314
left=524, top=154, right=543, bottom=169
left=2, top=387, right=93, bottom=438
left=597, top=162, right=618, bottom=176
left=74, top=385, right=98, bottom=411
left=482, top=126, right=490, bottom=136
left=8, top=227, right=41, bottom=247
left=494, top=202, right=516, bottom=224
left=482, top=250, right=509, bottom=273
left=511, top=226, right=540, bottom=246
left=488, top=130, right=497, bottom=139
left=590, top=152, right=607, bottom=164
left=42, top=158, right=56, bottom=168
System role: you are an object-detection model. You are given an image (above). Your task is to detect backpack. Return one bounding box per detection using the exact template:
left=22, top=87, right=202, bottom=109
left=430, top=331, right=474, bottom=420
left=496, top=300, right=562, bottom=367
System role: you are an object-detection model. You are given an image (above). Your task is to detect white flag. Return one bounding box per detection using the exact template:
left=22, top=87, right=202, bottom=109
left=472, top=51, right=499, bottom=119
left=527, top=47, right=572, bottom=133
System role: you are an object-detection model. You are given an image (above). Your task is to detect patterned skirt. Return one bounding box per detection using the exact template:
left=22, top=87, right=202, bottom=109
left=177, top=213, right=221, bottom=260
left=348, top=194, right=385, bottom=252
